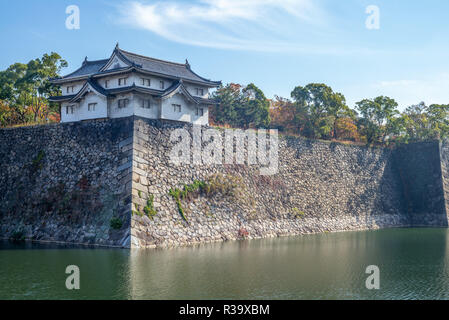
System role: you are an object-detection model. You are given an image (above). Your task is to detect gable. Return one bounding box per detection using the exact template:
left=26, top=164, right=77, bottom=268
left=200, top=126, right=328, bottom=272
left=162, top=82, right=198, bottom=105
left=103, top=55, right=130, bottom=71
left=70, top=80, right=109, bottom=103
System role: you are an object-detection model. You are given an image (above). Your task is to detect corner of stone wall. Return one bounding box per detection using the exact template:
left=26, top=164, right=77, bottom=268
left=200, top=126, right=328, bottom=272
left=438, top=141, right=449, bottom=226
left=115, top=132, right=134, bottom=248
left=129, top=117, right=152, bottom=249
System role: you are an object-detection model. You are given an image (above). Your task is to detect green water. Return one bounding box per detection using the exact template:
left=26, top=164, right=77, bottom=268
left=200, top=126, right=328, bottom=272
left=1, top=228, right=449, bottom=300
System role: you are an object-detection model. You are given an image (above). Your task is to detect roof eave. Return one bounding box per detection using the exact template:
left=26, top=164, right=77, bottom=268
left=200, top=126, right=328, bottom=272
left=50, top=76, right=91, bottom=84
left=48, top=95, right=76, bottom=102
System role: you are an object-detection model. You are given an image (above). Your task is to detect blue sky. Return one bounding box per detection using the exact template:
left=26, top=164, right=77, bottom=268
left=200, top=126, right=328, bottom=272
left=1, top=0, right=449, bottom=109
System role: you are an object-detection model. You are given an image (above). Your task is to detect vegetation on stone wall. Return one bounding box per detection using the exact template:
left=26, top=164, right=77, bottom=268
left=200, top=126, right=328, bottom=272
left=10, top=230, right=26, bottom=242
left=30, top=150, right=45, bottom=173
left=291, top=208, right=306, bottom=219
left=169, top=174, right=245, bottom=224
left=134, top=192, right=158, bottom=220
left=144, top=195, right=157, bottom=220
left=42, top=177, right=103, bottom=216
left=110, top=217, right=123, bottom=230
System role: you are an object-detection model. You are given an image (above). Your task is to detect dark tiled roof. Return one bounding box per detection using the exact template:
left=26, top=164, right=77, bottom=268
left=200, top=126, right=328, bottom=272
left=48, top=95, right=76, bottom=102
left=118, top=49, right=221, bottom=85
left=87, top=78, right=109, bottom=96
left=68, top=78, right=111, bottom=103
left=196, top=97, right=219, bottom=105
left=52, top=46, right=221, bottom=86
left=107, top=84, right=164, bottom=96
left=161, top=80, right=198, bottom=104
left=59, top=59, right=109, bottom=80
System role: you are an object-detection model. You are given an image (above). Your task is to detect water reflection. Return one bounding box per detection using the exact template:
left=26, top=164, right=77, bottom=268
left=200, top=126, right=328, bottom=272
left=1, top=229, right=449, bottom=300
left=127, top=229, right=449, bottom=300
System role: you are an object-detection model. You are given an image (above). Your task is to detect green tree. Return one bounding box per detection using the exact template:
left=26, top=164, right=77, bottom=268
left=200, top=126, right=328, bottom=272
left=240, top=83, right=270, bottom=128
left=0, top=52, right=67, bottom=126
left=0, top=63, right=29, bottom=123
left=212, top=83, right=270, bottom=128
left=290, top=83, right=349, bottom=139
left=23, top=52, right=68, bottom=121
left=355, top=96, right=399, bottom=144
left=210, top=83, right=241, bottom=126
left=427, top=104, right=449, bottom=140
left=400, top=102, right=430, bottom=142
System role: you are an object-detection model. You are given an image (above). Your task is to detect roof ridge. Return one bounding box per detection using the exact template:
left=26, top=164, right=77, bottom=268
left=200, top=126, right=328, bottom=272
left=119, top=48, right=187, bottom=67
left=85, top=58, right=110, bottom=64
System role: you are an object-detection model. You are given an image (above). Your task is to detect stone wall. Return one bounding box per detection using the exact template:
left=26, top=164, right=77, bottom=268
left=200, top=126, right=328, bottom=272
left=439, top=141, right=449, bottom=225
left=1, top=116, right=448, bottom=249
left=130, top=118, right=409, bottom=248
left=0, top=118, right=133, bottom=247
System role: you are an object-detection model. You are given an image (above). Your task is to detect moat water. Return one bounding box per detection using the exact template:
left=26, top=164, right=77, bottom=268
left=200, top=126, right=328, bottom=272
left=1, top=228, right=449, bottom=300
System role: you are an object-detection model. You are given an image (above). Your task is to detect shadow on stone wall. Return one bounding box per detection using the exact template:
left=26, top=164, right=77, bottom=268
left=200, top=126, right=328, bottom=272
left=392, top=141, right=448, bottom=227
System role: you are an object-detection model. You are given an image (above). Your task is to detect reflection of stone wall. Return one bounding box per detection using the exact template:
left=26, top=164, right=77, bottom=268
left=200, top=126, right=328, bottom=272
left=1, top=116, right=448, bottom=249
left=0, top=118, right=133, bottom=247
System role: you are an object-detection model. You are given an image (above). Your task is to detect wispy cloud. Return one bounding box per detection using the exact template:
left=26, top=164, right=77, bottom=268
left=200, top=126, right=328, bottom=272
left=116, top=0, right=365, bottom=53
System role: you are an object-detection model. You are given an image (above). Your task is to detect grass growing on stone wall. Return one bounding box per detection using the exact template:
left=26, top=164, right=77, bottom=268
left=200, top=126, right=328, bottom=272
left=291, top=208, right=306, bottom=219
left=30, top=150, right=45, bottom=173
left=169, top=188, right=191, bottom=224
left=134, top=193, right=158, bottom=220
left=169, top=174, right=244, bottom=224
left=144, top=195, right=157, bottom=220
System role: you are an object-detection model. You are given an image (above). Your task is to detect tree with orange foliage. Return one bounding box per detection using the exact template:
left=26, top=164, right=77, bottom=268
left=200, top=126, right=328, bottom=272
left=0, top=52, right=67, bottom=127
left=269, top=95, right=296, bottom=134
left=335, top=117, right=360, bottom=142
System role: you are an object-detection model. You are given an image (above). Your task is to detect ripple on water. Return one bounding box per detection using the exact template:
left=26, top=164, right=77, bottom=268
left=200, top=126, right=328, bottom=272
left=0, top=228, right=448, bottom=300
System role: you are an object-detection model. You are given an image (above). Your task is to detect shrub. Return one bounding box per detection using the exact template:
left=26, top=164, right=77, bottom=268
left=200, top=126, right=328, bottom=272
left=203, top=174, right=243, bottom=198
left=292, top=208, right=306, bottom=219
left=238, top=228, right=249, bottom=239
left=110, top=217, right=123, bottom=230
left=31, top=150, right=45, bottom=172
left=11, top=230, right=25, bottom=241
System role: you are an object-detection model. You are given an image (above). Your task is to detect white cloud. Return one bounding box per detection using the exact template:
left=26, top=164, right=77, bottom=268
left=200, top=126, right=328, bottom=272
left=116, top=0, right=348, bottom=53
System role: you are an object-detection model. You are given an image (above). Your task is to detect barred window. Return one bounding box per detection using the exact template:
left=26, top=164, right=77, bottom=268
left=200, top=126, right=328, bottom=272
left=172, top=104, right=181, bottom=113
left=141, top=99, right=151, bottom=109
left=118, top=99, right=129, bottom=108
left=196, top=107, right=204, bottom=116
left=88, top=103, right=97, bottom=111
left=118, top=78, right=127, bottom=86
left=141, top=78, right=151, bottom=86
left=66, top=105, right=74, bottom=114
